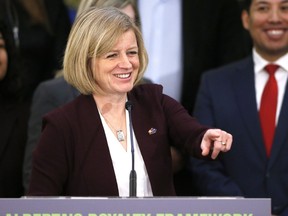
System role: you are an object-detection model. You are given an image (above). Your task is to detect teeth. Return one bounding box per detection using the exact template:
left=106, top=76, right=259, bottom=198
left=267, top=29, right=284, bottom=36
left=115, top=73, right=130, bottom=79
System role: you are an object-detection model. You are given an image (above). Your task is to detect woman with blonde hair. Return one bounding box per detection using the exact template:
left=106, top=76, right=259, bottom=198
left=27, top=7, right=232, bottom=197
left=22, top=0, right=147, bottom=194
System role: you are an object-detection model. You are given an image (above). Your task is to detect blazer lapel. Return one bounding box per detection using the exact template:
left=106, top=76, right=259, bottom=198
left=77, top=95, right=118, bottom=195
left=127, top=91, right=162, bottom=187
left=233, top=57, right=267, bottom=159
left=128, top=95, right=156, bottom=159
left=268, top=80, right=288, bottom=167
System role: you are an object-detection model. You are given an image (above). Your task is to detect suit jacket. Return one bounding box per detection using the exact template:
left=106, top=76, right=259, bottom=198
left=27, top=84, right=209, bottom=196
left=23, top=77, right=153, bottom=192
left=23, top=77, right=79, bottom=192
left=181, top=0, right=250, bottom=112
left=190, top=56, right=288, bottom=215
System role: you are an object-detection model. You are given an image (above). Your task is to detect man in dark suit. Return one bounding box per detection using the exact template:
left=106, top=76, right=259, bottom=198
left=189, top=0, right=288, bottom=215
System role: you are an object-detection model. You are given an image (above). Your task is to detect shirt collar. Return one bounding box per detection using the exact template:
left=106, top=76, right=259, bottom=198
left=253, top=48, right=288, bottom=74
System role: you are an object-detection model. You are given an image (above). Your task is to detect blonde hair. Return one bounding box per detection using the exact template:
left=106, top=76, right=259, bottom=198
left=63, top=7, right=148, bottom=95
left=76, top=0, right=140, bottom=27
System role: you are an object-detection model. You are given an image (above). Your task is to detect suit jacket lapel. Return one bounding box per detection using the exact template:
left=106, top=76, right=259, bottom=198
left=127, top=90, right=165, bottom=194
left=128, top=93, right=155, bottom=163
left=78, top=95, right=118, bottom=195
left=233, top=57, right=267, bottom=159
left=269, top=80, right=288, bottom=167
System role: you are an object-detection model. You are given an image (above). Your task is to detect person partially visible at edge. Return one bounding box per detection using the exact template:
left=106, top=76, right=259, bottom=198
left=27, top=7, right=232, bottom=197
left=189, top=0, right=288, bottom=215
left=0, top=20, right=29, bottom=197
left=0, top=0, right=71, bottom=100
left=22, top=0, right=151, bottom=193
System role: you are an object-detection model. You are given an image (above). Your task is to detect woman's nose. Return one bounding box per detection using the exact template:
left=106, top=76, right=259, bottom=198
left=118, top=54, right=132, bottom=68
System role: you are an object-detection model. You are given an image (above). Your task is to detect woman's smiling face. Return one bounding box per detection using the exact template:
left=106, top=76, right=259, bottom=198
left=92, top=29, right=139, bottom=96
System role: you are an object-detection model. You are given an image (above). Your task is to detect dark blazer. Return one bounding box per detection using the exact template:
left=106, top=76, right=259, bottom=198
left=190, top=56, right=288, bottom=215
left=23, top=77, right=152, bottom=192
left=23, top=77, right=79, bottom=192
left=28, top=84, right=209, bottom=196
left=181, top=0, right=249, bottom=112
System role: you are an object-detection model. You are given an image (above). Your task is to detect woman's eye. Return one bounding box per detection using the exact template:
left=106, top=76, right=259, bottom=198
left=128, top=51, right=138, bottom=55
left=106, top=53, right=117, bottom=58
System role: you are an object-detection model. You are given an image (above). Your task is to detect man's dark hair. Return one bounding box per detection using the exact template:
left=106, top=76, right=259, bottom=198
left=242, top=0, right=252, bottom=11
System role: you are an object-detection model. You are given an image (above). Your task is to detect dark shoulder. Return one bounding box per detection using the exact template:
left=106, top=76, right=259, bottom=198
left=31, top=78, right=79, bottom=113
left=33, top=77, right=73, bottom=102
left=127, top=84, right=165, bottom=110
left=203, top=56, right=253, bottom=77
left=36, top=77, right=68, bottom=90
left=43, top=94, right=92, bottom=119
left=130, top=83, right=163, bottom=97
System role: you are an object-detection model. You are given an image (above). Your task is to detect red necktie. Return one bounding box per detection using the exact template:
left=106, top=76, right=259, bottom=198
left=259, top=64, right=279, bottom=157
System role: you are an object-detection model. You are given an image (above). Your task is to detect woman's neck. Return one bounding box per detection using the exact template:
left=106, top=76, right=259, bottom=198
left=93, top=93, right=127, bottom=116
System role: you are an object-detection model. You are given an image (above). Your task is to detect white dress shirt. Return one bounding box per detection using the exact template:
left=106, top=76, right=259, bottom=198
left=253, top=49, right=288, bottom=124
left=99, top=109, right=153, bottom=197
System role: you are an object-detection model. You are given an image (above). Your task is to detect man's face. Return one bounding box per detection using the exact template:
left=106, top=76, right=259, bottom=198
left=242, top=0, right=288, bottom=61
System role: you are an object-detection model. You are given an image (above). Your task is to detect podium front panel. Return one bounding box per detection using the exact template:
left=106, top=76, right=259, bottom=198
left=0, top=197, right=270, bottom=216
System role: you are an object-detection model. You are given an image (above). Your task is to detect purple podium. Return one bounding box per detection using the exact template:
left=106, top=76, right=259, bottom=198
left=0, top=197, right=270, bottom=216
